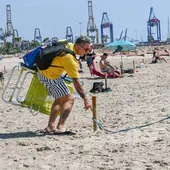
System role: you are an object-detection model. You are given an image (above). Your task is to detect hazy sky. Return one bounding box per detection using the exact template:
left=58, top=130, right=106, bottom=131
left=0, top=0, right=170, bottom=42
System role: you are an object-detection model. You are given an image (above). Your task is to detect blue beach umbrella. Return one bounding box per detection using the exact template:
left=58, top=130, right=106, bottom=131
left=103, top=40, right=136, bottom=52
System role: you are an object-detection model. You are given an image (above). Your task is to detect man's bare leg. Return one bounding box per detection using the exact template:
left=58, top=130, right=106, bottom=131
left=57, top=94, right=74, bottom=131
left=47, top=99, right=61, bottom=130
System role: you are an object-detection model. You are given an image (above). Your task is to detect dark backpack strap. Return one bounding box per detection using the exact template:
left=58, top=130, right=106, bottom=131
left=54, top=43, right=75, bottom=80
left=61, top=48, right=76, bottom=58
left=50, top=47, right=76, bottom=68
left=36, top=39, right=77, bottom=70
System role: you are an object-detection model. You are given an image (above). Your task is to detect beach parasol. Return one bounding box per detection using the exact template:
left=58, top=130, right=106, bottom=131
left=103, top=40, right=136, bottom=75
left=103, top=40, right=136, bottom=52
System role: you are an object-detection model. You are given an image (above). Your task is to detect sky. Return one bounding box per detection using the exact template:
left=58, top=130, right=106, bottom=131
left=0, top=0, right=170, bottom=42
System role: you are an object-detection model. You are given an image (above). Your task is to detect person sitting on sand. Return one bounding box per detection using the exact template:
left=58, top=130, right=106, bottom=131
left=152, top=47, right=167, bottom=63
left=99, top=53, right=121, bottom=77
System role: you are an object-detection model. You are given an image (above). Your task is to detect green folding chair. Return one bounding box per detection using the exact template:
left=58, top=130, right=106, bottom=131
left=2, top=62, right=74, bottom=116
left=21, top=74, right=74, bottom=115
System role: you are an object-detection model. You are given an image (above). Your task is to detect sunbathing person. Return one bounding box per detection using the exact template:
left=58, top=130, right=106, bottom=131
left=152, top=47, right=167, bottom=63
left=99, top=53, right=121, bottom=77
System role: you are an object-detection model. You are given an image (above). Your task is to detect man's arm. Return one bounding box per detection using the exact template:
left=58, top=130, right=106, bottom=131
left=106, top=63, right=114, bottom=68
left=105, top=60, right=114, bottom=68
left=72, top=78, right=86, bottom=99
left=72, top=78, right=90, bottom=110
left=63, top=54, right=91, bottom=109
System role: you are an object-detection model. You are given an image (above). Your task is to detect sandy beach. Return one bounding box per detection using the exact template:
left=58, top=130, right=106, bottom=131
left=1, top=54, right=170, bottom=170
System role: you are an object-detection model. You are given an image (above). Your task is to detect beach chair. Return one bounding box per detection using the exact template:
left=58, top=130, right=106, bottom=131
left=1, top=62, right=74, bottom=116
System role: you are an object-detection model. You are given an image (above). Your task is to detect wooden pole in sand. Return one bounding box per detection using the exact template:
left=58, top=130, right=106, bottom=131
left=133, top=60, right=135, bottom=71
left=142, top=58, right=145, bottom=64
left=104, top=72, right=107, bottom=90
left=120, top=56, right=123, bottom=75
left=4, top=66, right=7, bottom=73
left=92, top=96, right=97, bottom=131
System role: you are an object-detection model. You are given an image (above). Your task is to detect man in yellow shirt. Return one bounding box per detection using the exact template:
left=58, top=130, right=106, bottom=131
left=37, top=36, right=91, bottom=134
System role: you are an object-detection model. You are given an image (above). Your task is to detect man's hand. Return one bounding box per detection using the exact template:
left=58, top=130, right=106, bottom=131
left=83, top=96, right=91, bottom=110
left=72, top=78, right=91, bottom=110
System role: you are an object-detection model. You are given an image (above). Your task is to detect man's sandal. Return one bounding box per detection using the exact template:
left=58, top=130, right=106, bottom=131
left=36, top=127, right=76, bottom=136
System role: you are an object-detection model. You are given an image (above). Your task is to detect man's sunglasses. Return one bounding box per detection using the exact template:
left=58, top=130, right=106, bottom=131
left=79, top=45, right=90, bottom=52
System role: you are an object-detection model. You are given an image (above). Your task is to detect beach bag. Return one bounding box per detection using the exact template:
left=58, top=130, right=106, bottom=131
left=123, top=68, right=134, bottom=74
left=23, top=40, right=75, bottom=70
left=90, top=82, right=105, bottom=93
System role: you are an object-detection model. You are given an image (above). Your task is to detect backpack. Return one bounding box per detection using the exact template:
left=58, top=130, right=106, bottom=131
left=90, top=82, right=105, bottom=93
left=23, top=46, right=41, bottom=69
left=122, top=68, right=134, bottom=74
left=23, top=40, right=76, bottom=70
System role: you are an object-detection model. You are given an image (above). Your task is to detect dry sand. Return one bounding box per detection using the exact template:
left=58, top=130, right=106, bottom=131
left=0, top=54, right=170, bottom=170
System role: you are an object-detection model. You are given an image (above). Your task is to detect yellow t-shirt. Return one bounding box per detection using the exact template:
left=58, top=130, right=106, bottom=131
left=38, top=42, right=79, bottom=79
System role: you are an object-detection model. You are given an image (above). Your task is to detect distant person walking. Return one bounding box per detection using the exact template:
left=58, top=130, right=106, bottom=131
left=86, top=44, right=96, bottom=76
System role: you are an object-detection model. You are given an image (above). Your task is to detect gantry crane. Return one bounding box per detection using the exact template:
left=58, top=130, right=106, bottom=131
left=87, top=1, right=99, bottom=44
left=117, top=30, right=123, bottom=41
left=34, top=28, right=42, bottom=45
left=66, top=26, right=73, bottom=42
left=13, top=29, right=19, bottom=38
left=147, top=7, right=161, bottom=42
left=167, top=17, right=170, bottom=43
left=4, top=5, right=14, bottom=45
left=122, top=28, right=127, bottom=41
left=0, top=28, right=4, bottom=41
left=101, top=12, right=113, bottom=44
left=13, top=29, right=21, bottom=48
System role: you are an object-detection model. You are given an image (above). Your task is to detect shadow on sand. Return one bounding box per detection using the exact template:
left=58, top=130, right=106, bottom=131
left=0, top=130, right=76, bottom=139
left=0, top=131, right=44, bottom=139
